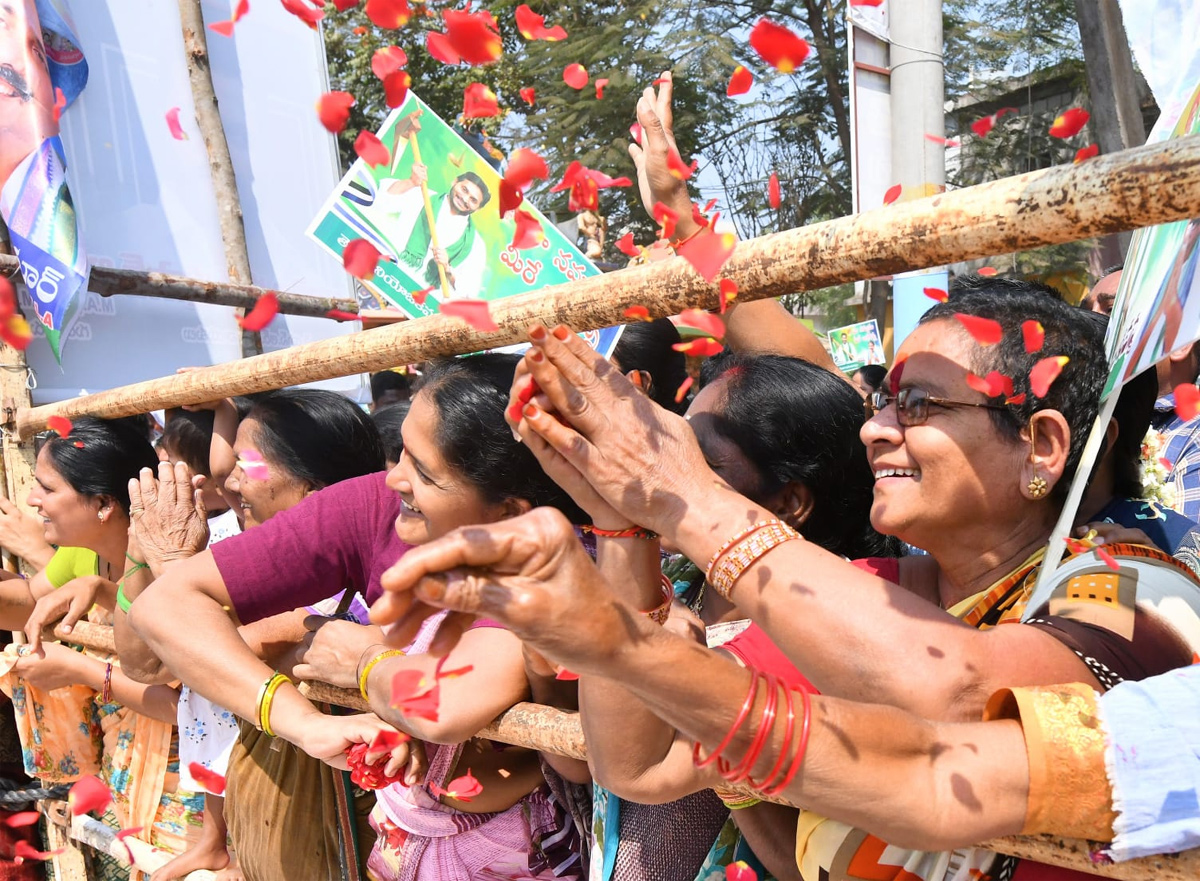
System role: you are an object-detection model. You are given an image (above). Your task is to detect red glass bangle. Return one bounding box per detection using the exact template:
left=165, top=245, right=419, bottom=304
left=694, top=671, right=759, bottom=769
left=754, top=681, right=796, bottom=791
left=765, top=685, right=812, bottom=797
left=722, top=673, right=778, bottom=785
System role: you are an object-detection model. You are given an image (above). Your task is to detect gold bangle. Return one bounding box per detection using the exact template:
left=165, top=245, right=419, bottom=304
left=257, top=672, right=289, bottom=737
left=707, top=521, right=800, bottom=600
left=359, top=649, right=406, bottom=701
left=705, top=520, right=781, bottom=575
left=643, top=574, right=674, bottom=626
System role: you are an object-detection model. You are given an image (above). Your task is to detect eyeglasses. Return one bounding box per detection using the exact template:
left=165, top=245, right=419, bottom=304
left=865, top=388, right=1011, bottom=427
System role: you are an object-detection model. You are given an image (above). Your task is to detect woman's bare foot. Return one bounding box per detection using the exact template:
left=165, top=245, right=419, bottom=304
left=149, top=839, right=232, bottom=881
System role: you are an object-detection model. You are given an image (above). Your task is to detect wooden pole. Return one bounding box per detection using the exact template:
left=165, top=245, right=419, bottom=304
left=0, top=242, right=39, bottom=576
left=176, top=0, right=261, bottom=357
left=14, top=133, right=1200, bottom=436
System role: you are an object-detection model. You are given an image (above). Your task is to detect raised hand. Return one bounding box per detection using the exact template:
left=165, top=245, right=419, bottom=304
left=129, top=462, right=209, bottom=578
left=628, top=71, right=696, bottom=235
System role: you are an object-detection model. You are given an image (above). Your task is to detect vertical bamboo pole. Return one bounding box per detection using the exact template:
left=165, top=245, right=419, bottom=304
left=176, top=0, right=262, bottom=357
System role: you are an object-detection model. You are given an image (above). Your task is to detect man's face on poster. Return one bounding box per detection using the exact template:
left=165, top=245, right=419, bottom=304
left=449, top=177, right=486, bottom=216
left=0, top=0, right=56, bottom=157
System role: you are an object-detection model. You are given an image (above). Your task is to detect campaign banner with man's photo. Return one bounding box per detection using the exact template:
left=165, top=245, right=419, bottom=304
left=0, top=0, right=89, bottom=363
left=827, top=318, right=886, bottom=372
left=308, top=92, right=621, bottom=356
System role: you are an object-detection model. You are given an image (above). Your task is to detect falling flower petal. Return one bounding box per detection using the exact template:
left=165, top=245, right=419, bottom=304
left=768, top=172, right=781, bottom=209
left=849, top=0, right=884, bottom=5
left=237, top=292, right=279, bottom=331
left=70, top=775, right=112, bottom=816
left=444, top=8, right=503, bottom=65
left=208, top=0, right=249, bottom=36
left=595, top=78, right=609, bottom=100
left=325, top=310, right=360, bottom=322
left=651, top=202, right=678, bottom=239
left=970, top=115, right=996, bottom=138
left=505, top=148, right=549, bottom=190
left=924, top=133, right=960, bottom=147
left=369, top=729, right=411, bottom=753
left=46, top=415, right=72, bottom=437
left=372, top=46, right=408, bottom=81
left=430, top=769, right=484, bottom=802
left=316, top=91, right=355, bottom=133
left=333, top=0, right=359, bottom=9
left=965, top=370, right=1013, bottom=398
left=1005, top=393, right=1026, bottom=405
left=462, top=82, right=500, bottom=119
left=3, top=812, right=39, bottom=828
left=954, top=314, right=1003, bottom=345
left=674, top=375, right=694, bottom=403
left=1096, top=547, right=1121, bottom=572
left=616, top=233, right=639, bottom=258
left=166, top=107, right=188, bottom=140
left=511, top=209, right=545, bottom=250
left=0, top=315, right=32, bottom=351
left=563, top=63, right=589, bottom=89
left=629, top=123, right=643, bottom=145
left=427, top=31, right=461, bottom=65
left=343, top=239, right=381, bottom=279
left=1074, top=143, right=1099, bottom=163
left=680, top=309, right=725, bottom=340
left=749, top=19, right=809, bottom=73
left=727, top=65, right=753, bottom=96
left=345, top=741, right=403, bottom=789
left=499, top=179, right=524, bottom=214
left=718, top=278, right=738, bottom=313
left=550, top=161, right=632, bottom=192
left=1029, top=356, right=1069, bottom=397
left=883, top=183, right=902, bottom=205
left=726, top=861, right=759, bottom=881
left=0, top=277, right=13, bottom=321
left=1174, top=383, right=1200, bottom=421
left=389, top=669, right=440, bottom=721
left=554, top=668, right=580, bottom=681
left=1022, top=320, right=1044, bottom=354
left=1065, top=535, right=1091, bottom=556
left=366, top=0, right=410, bottom=29
left=568, top=177, right=599, bottom=212
left=411, top=286, right=435, bottom=306
left=441, top=300, right=499, bottom=331
left=923, top=287, right=948, bottom=302
left=383, top=70, right=412, bottom=108
left=13, top=841, right=62, bottom=862
left=1159, top=456, right=1173, bottom=470
left=679, top=230, right=737, bottom=283
left=355, top=131, right=390, bottom=167
left=977, top=266, right=998, bottom=277
left=623, top=305, right=651, bottom=321
left=667, top=150, right=696, bottom=181
left=515, top=5, right=567, bottom=41
left=520, top=87, right=536, bottom=106
left=1049, top=107, right=1089, bottom=139
left=674, top=338, right=724, bottom=358
left=188, top=763, right=227, bottom=795
left=280, top=0, right=323, bottom=28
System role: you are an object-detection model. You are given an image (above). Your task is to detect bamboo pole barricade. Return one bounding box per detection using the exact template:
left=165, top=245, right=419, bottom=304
left=55, top=623, right=1200, bottom=880
left=15, top=132, right=1200, bottom=435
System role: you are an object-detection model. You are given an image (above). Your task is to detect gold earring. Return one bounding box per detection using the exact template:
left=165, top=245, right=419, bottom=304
left=1026, top=418, right=1048, bottom=498
left=1027, top=474, right=1048, bottom=498
left=97, top=512, right=105, bottom=521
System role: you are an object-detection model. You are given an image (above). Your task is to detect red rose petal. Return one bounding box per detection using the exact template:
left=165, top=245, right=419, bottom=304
left=1096, top=547, right=1121, bottom=572
left=441, top=300, right=499, bottom=332
left=411, top=285, right=435, bottom=306
left=511, top=209, right=545, bottom=250
left=3, top=811, right=40, bottom=828
left=674, top=375, right=694, bottom=403
left=629, top=123, right=643, bottom=145
left=209, top=19, right=236, bottom=36
left=623, top=305, right=651, bottom=321
left=563, top=63, right=589, bottom=89
left=343, top=239, right=381, bottom=279
left=1174, top=383, right=1200, bottom=421
left=966, top=372, right=1003, bottom=397
left=444, top=8, right=503, bottom=65
left=383, top=70, right=412, bottom=108
left=1005, top=393, right=1026, bottom=405
left=679, top=230, right=736, bottom=283
left=236, top=292, right=279, bottom=331
left=0, top=277, right=13, bottom=321
left=1029, top=356, right=1069, bottom=398
left=970, top=115, right=996, bottom=138
left=69, top=775, right=112, bottom=816
left=749, top=18, right=809, bottom=73
left=923, top=287, right=948, bottom=302
left=505, top=148, right=549, bottom=191
left=519, top=87, right=536, bottom=107
left=569, top=177, right=599, bottom=212
left=280, top=0, right=324, bottom=28
left=651, top=202, right=678, bottom=239
left=1160, top=456, right=1173, bottom=470
left=436, top=769, right=484, bottom=801
left=188, top=762, right=227, bottom=795
left=977, top=266, right=998, bottom=277
left=718, top=278, right=738, bottom=313
left=616, top=233, right=639, bottom=258
left=595, top=78, right=609, bottom=100
left=316, top=91, right=355, bottom=133
left=849, top=0, right=884, bottom=5
left=166, top=107, right=188, bottom=140
left=768, top=172, right=781, bottom=209
left=46, top=415, right=72, bottom=437
left=666, top=150, right=696, bottom=181
left=725, top=861, right=758, bottom=881
left=325, top=310, right=360, bottom=322
left=515, top=4, right=568, bottom=40
left=1049, top=107, right=1089, bottom=139
left=0, top=314, right=31, bottom=351
left=333, top=0, right=359, bottom=9
left=427, top=31, right=462, bottom=66
left=1073, top=143, right=1099, bottom=163
left=883, top=183, right=902, bottom=205
left=954, top=313, right=1003, bottom=346
left=13, top=841, right=62, bottom=862
left=389, top=669, right=440, bottom=721
left=679, top=308, right=725, bottom=340
left=366, top=0, right=411, bottom=29
left=499, top=179, right=524, bottom=214
left=372, top=46, right=409, bottom=81
left=673, top=337, right=724, bottom=358
left=368, top=729, right=411, bottom=752
left=1022, top=320, right=1044, bottom=354
left=924, top=133, right=960, bottom=147
left=727, top=65, right=753, bottom=96
left=554, top=668, right=580, bottom=681
left=462, top=82, right=500, bottom=119
left=354, top=131, right=390, bottom=167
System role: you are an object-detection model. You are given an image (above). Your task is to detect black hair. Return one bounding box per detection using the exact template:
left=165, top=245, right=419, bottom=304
left=372, top=401, right=410, bottom=467
left=701, top=353, right=897, bottom=559
left=246, top=389, right=385, bottom=490
left=854, top=364, right=887, bottom=393
left=370, top=370, right=412, bottom=405
left=161, top=409, right=215, bottom=478
left=455, top=171, right=492, bottom=209
left=43, top=416, right=160, bottom=514
left=1111, top=366, right=1157, bottom=499
left=611, top=318, right=691, bottom=414
left=418, top=354, right=588, bottom=524
left=921, top=276, right=1110, bottom=502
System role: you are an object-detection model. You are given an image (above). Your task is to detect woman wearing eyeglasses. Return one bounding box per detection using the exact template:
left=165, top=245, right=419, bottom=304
left=408, top=277, right=1200, bottom=881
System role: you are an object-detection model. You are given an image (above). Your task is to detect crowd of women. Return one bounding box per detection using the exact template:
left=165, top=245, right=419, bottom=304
left=0, top=73, right=1197, bottom=881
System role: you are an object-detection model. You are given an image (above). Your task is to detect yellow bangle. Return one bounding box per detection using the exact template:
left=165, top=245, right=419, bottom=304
left=256, top=672, right=289, bottom=737
left=359, top=649, right=405, bottom=701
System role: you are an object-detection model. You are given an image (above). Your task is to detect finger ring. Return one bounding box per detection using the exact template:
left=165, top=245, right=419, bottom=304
left=129, top=506, right=144, bottom=516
